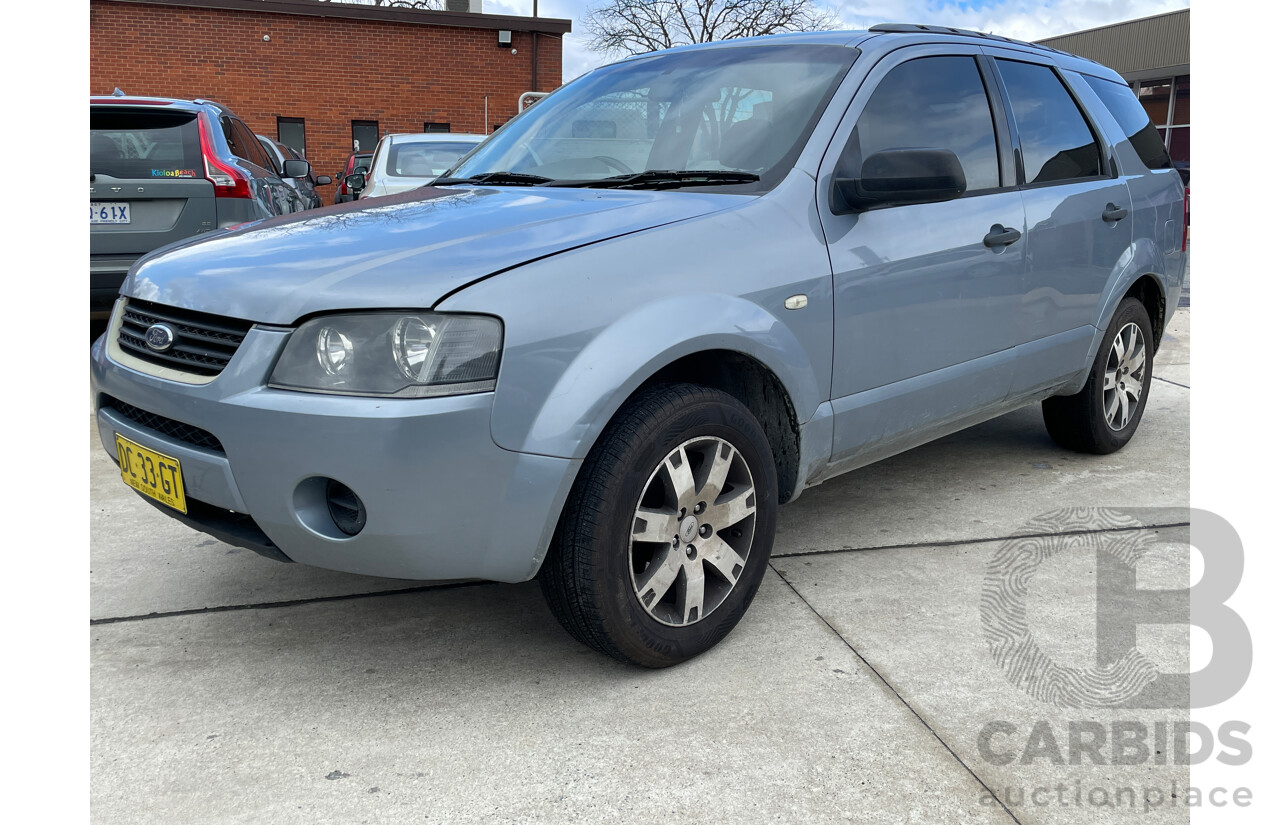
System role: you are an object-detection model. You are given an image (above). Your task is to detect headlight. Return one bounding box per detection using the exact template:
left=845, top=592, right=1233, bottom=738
left=269, top=313, right=502, bottom=397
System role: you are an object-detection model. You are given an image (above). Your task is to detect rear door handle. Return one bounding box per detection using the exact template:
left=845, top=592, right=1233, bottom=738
left=1102, top=203, right=1129, bottom=222
left=983, top=224, right=1022, bottom=248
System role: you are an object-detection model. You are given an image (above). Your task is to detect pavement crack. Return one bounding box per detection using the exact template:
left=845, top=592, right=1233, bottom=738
left=772, top=520, right=1190, bottom=559
left=771, top=564, right=1024, bottom=825
left=89, top=580, right=493, bottom=626
left=1154, top=375, right=1190, bottom=389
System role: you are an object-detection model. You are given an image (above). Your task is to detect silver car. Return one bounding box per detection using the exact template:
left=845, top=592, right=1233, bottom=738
left=256, top=135, right=332, bottom=210
left=92, top=28, right=1186, bottom=667
left=353, top=132, right=485, bottom=199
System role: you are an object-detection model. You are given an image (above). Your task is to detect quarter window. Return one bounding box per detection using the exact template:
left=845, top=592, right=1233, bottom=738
left=996, top=60, right=1104, bottom=184
left=1083, top=76, right=1171, bottom=171
left=850, top=56, right=1001, bottom=193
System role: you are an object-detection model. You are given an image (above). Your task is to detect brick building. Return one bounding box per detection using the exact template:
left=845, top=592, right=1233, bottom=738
left=89, top=0, right=570, bottom=181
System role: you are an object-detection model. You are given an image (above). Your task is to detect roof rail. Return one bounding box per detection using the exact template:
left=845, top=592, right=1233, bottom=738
left=867, top=22, right=1078, bottom=58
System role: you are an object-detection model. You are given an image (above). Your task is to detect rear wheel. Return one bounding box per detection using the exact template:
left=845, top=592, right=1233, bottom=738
left=1042, top=297, right=1154, bottom=454
left=539, top=383, right=778, bottom=667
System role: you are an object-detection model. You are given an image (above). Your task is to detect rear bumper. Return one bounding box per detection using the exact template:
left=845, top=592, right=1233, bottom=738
left=90, top=329, right=581, bottom=583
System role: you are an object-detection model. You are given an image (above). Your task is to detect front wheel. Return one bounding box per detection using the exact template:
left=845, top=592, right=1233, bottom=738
left=1042, top=296, right=1155, bottom=454
left=539, top=383, right=778, bottom=667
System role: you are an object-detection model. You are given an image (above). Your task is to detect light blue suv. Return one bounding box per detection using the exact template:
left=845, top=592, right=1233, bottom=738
left=91, top=26, right=1187, bottom=667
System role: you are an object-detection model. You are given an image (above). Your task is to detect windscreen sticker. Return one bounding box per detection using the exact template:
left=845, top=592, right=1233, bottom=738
left=151, top=168, right=198, bottom=178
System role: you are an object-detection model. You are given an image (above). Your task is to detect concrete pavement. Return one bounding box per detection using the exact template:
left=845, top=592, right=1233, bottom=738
left=91, top=307, right=1191, bottom=824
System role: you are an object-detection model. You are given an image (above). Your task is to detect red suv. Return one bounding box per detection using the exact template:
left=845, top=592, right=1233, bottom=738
left=333, top=152, right=373, bottom=204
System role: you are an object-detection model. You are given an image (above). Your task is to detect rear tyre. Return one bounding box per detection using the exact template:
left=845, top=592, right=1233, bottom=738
left=539, top=383, right=778, bottom=667
left=1042, top=296, right=1154, bottom=454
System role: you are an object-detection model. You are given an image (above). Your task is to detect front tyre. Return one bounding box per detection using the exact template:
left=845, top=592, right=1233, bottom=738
left=1042, top=296, right=1155, bottom=454
left=539, top=383, right=778, bottom=667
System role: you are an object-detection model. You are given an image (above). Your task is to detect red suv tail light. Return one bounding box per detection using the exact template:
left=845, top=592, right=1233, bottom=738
left=198, top=113, right=251, bottom=199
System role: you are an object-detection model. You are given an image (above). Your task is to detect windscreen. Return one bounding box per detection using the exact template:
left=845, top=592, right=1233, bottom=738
left=387, top=142, right=479, bottom=177
left=91, top=109, right=203, bottom=180
left=448, top=44, right=856, bottom=190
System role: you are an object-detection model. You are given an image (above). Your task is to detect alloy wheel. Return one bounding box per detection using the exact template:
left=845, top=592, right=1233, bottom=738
left=1103, top=321, right=1147, bottom=431
left=628, top=436, right=757, bottom=626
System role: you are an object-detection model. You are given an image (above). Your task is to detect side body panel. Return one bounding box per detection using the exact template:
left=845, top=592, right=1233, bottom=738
left=439, top=170, right=836, bottom=468
left=815, top=43, right=1028, bottom=465
left=980, top=48, right=1138, bottom=399
left=1051, top=70, right=1187, bottom=394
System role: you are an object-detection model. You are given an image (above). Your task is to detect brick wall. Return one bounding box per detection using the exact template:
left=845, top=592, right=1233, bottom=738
left=89, top=1, right=564, bottom=180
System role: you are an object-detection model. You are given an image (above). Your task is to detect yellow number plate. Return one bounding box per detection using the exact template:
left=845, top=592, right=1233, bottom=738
left=114, top=434, right=188, bottom=514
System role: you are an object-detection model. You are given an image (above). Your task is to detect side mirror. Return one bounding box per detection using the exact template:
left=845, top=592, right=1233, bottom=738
left=832, top=149, right=966, bottom=213
left=345, top=173, right=366, bottom=191
left=282, top=158, right=311, bottom=179
left=315, top=175, right=332, bottom=186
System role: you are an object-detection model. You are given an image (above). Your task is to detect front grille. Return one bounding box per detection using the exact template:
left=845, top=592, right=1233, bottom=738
left=102, top=395, right=224, bottom=453
left=118, top=298, right=253, bottom=376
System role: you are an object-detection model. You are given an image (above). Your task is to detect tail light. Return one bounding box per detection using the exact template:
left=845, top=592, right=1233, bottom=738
left=198, top=113, right=251, bottom=199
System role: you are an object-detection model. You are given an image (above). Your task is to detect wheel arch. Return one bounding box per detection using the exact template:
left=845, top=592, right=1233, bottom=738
left=490, top=293, right=825, bottom=505
left=639, top=350, right=803, bottom=504
left=1093, top=239, right=1169, bottom=346
left=1067, top=240, right=1171, bottom=396
left=1122, top=273, right=1167, bottom=351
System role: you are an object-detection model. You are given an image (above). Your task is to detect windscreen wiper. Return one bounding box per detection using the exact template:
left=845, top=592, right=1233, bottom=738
left=553, top=170, right=761, bottom=190
left=431, top=171, right=554, bottom=186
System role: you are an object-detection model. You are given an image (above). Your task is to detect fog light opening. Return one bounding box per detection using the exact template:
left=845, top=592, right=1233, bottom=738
left=325, top=479, right=367, bottom=536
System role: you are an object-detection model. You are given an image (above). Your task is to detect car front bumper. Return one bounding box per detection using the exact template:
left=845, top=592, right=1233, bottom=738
left=90, top=327, right=580, bottom=583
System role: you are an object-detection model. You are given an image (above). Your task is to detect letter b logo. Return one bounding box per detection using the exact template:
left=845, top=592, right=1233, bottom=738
left=982, top=508, right=1251, bottom=708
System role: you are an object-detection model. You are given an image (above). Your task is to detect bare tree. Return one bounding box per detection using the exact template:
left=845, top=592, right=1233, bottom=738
left=585, top=0, right=840, bottom=56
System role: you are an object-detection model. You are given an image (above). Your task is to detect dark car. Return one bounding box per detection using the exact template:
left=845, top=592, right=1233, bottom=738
left=333, top=152, right=373, bottom=203
left=257, top=135, right=331, bottom=211
left=90, top=93, right=314, bottom=318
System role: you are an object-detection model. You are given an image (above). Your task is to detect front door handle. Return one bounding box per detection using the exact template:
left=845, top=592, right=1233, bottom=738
left=1102, top=203, right=1129, bottom=222
left=983, top=224, right=1022, bottom=248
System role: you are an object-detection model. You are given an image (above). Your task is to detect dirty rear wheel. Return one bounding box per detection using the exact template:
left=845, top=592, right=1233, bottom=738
left=539, top=383, right=778, bottom=667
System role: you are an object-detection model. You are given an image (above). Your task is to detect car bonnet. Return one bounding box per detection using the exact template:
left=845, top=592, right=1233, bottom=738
left=123, top=185, right=745, bottom=325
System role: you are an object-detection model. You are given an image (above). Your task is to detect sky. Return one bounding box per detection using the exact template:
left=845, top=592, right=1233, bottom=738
left=479, top=0, right=1191, bottom=82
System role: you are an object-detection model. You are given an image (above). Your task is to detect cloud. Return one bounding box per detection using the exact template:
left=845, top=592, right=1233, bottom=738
left=483, top=0, right=1189, bottom=81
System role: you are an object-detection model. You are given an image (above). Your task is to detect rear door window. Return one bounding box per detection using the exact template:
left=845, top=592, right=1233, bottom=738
left=223, top=117, right=271, bottom=170
left=1083, top=75, right=1172, bottom=172
left=90, top=109, right=202, bottom=180
left=995, top=59, right=1105, bottom=184
left=851, top=56, right=1002, bottom=192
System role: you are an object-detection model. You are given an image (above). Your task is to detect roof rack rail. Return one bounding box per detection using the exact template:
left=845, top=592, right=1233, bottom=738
left=867, top=22, right=1078, bottom=58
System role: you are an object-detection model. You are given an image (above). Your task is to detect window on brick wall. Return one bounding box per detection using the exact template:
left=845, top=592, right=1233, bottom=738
left=278, top=117, right=306, bottom=157
left=424, top=122, right=451, bottom=133
left=352, top=120, right=379, bottom=153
